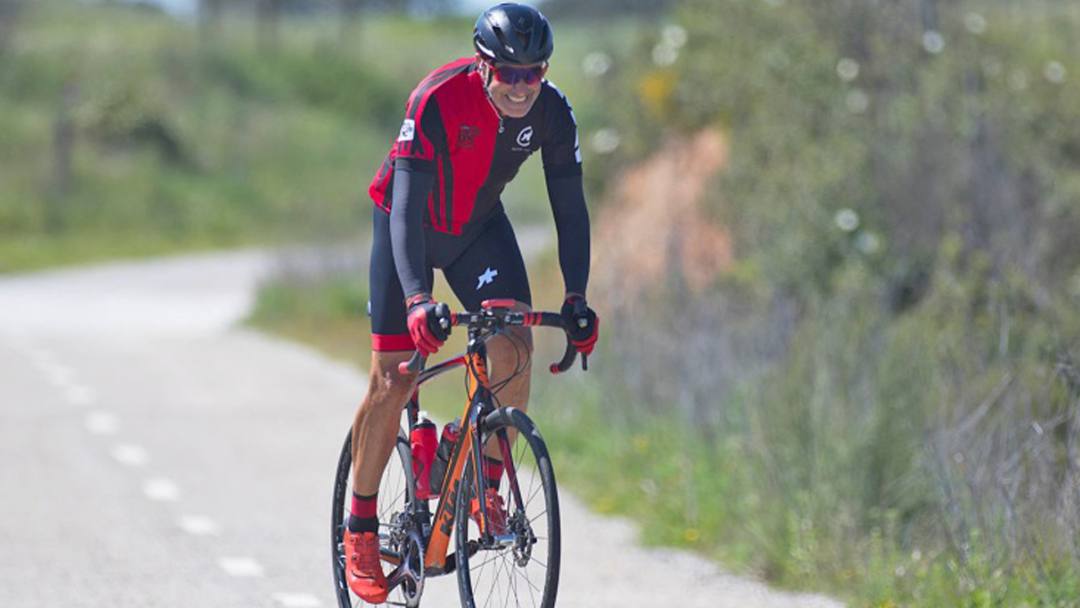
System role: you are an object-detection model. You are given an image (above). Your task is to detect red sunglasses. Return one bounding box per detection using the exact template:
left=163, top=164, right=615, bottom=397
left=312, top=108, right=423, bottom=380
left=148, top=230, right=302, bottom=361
left=489, top=62, right=548, bottom=86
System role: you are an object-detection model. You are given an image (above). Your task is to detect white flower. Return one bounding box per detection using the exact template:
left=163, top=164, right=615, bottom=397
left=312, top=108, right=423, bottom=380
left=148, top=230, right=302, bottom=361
left=837, top=58, right=860, bottom=82
left=582, top=52, right=612, bottom=77
left=835, top=209, right=859, bottom=232
left=662, top=25, right=688, bottom=49
left=846, top=90, right=869, bottom=114
left=592, top=129, right=621, bottom=154
left=856, top=232, right=880, bottom=255
left=964, top=13, right=987, bottom=35
left=1045, top=61, right=1067, bottom=84
left=652, top=44, right=678, bottom=67
left=923, top=31, right=945, bottom=54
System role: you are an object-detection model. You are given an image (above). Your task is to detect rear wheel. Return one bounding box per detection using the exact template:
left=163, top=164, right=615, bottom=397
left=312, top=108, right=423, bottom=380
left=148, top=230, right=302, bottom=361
left=455, top=407, right=561, bottom=608
left=331, top=428, right=415, bottom=608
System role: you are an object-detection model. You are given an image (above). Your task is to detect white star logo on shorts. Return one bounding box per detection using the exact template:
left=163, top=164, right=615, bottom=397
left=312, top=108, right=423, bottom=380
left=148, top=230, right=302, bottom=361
left=477, top=267, right=498, bottom=290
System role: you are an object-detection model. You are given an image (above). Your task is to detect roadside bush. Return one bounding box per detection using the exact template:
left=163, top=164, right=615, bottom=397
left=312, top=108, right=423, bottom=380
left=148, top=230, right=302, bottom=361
left=577, top=0, right=1080, bottom=604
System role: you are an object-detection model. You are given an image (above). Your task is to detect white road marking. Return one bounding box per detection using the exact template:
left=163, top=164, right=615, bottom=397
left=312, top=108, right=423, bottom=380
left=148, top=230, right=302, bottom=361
left=143, top=478, right=181, bottom=501
left=29, top=349, right=57, bottom=369
left=178, top=515, right=222, bottom=536
left=85, top=411, right=119, bottom=435
left=272, top=593, right=322, bottom=607
left=65, top=384, right=97, bottom=406
left=43, top=363, right=75, bottom=388
left=2, top=328, right=30, bottom=345
left=218, top=557, right=265, bottom=577
left=111, top=444, right=149, bottom=467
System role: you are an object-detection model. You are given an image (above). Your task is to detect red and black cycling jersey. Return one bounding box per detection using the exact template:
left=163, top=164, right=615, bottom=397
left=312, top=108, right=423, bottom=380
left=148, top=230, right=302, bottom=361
left=367, top=57, right=590, bottom=302
left=368, top=57, right=583, bottom=236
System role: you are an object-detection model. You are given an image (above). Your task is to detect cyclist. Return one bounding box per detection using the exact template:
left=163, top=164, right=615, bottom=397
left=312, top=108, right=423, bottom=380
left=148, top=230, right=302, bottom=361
left=342, top=3, right=599, bottom=603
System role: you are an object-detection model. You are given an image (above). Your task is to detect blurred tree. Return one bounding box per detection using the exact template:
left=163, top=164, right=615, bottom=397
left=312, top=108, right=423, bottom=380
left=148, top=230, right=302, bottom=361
left=199, top=0, right=225, bottom=46
left=48, top=81, right=79, bottom=233
left=256, top=0, right=283, bottom=52
left=339, top=0, right=361, bottom=44
left=0, top=0, right=22, bottom=53
left=409, top=0, right=455, bottom=15
left=540, top=0, right=672, bottom=19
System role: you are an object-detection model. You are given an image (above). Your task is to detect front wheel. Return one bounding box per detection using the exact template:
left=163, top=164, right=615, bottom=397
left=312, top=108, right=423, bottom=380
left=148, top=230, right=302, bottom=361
left=331, top=428, right=415, bottom=608
left=455, top=407, right=561, bottom=608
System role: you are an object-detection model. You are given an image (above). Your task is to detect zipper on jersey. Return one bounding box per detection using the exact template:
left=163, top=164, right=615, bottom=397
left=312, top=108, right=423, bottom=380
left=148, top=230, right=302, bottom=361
left=482, top=87, right=505, bottom=133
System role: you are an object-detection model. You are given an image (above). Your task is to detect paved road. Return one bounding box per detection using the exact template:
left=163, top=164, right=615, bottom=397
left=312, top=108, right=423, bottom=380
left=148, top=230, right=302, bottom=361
left=0, top=250, right=842, bottom=608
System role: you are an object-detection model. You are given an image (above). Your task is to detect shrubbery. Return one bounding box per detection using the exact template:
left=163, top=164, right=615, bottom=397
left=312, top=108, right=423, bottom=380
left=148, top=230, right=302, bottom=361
left=0, top=0, right=408, bottom=269
left=561, top=1, right=1080, bottom=605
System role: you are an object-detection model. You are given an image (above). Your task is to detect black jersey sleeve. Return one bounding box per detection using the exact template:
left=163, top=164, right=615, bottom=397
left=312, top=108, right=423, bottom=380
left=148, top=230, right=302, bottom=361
left=390, top=101, right=443, bottom=299
left=545, top=173, right=590, bottom=296
left=390, top=166, right=434, bottom=300
left=540, top=83, right=583, bottom=179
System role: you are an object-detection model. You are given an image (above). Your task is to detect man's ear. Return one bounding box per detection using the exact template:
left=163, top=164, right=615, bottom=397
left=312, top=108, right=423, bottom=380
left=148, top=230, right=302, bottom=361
left=475, top=56, right=491, bottom=84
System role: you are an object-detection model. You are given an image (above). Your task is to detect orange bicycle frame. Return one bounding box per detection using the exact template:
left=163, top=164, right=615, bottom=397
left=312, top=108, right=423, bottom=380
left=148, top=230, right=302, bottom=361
left=422, top=348, right=492, bottom=572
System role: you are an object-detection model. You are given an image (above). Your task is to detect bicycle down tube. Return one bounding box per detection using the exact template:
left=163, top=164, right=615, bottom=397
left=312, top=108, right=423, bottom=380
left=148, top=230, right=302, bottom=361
left=423, top=347, right=490, bottom=572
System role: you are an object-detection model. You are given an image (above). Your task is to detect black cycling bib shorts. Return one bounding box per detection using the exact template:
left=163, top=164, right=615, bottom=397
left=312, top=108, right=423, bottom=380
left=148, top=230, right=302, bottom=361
left=366, top=57, right=588, bottom=352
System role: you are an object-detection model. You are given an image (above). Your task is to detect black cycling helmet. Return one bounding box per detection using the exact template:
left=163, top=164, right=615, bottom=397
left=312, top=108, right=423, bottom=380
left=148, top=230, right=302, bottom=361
left=473, top=3, right=553, bottom=66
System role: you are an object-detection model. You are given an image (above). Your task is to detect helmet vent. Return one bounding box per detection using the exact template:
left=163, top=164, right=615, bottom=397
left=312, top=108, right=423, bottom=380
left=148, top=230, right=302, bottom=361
left=491, top=25, right=514, bottom=54
left=474, top=3, right=553, bottom=65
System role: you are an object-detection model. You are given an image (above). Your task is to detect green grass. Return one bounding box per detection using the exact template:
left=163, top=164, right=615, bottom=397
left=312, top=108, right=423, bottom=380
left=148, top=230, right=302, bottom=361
left=0, top=1, right=642, bottom=272
left=245, top=253, right=1080, bottom=608
left=247, top=271, right=486, bottom=419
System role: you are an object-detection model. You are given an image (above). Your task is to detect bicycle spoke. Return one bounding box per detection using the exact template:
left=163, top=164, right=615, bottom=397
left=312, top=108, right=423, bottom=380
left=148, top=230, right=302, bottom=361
left=525, top=479, right=543, bottom=510
left=496, top=554, right=513, bottom=608
left=460, top=415, right=556, bottom=608
left=518, top=565, right=542, bottom=607
left=470, top=550, right=510, bottom=571
left=482, top=557, right=502, bottom=608
left=507, top=556, right=518, bottom=607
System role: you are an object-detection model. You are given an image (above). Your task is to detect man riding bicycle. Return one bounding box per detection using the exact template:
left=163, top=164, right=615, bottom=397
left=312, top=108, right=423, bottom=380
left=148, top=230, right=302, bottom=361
left=344, top=3, right=599, bottom=603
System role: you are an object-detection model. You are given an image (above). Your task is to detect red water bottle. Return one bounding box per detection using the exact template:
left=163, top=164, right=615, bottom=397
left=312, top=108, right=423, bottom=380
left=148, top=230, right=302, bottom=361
left=429, top=418, right=461, bottom=496
left=411, top=413, right=438, bottom=500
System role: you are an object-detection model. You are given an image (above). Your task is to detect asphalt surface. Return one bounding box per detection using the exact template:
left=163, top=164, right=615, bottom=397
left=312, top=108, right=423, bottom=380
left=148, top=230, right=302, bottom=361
left=0, top=249, right=842, bottom=608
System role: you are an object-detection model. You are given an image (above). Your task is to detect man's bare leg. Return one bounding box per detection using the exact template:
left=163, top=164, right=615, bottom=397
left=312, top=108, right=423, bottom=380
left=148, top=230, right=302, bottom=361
left=352, top=350, right=417, bottom=494
left=484, top=300, right=533, bottom=460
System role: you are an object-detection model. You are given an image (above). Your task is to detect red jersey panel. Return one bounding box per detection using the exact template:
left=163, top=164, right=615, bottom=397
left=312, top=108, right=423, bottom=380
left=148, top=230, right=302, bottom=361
left=369, top=57, right=582, bottom=235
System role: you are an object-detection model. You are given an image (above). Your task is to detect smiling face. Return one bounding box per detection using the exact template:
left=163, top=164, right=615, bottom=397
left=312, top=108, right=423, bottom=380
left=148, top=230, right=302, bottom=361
left=479, top=59, right=546, bottom=118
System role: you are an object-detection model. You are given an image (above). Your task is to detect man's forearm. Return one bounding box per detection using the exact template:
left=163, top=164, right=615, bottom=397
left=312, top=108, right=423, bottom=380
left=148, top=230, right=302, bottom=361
left=545, top=173, right=591, bottom=296
left=389, top=162, right=435, bottom=299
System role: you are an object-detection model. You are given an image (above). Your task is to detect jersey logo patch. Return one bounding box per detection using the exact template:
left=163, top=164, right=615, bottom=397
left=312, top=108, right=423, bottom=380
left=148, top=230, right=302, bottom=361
left=458, top=125, right=478, bottom=149
left=516, top=126, right=534, bottom=148
left=398, top=119, right=416, bottom=142
left=476, top=267, right=499, bottom=290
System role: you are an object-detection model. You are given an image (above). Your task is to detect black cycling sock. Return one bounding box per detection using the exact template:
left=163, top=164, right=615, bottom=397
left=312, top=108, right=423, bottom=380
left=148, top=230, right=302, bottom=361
left=348, top=492, right=379, bottom=534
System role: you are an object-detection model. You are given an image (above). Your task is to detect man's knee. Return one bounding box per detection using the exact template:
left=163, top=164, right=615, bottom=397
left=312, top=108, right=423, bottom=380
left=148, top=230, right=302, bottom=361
left=365, top=352, right=417, bottom=405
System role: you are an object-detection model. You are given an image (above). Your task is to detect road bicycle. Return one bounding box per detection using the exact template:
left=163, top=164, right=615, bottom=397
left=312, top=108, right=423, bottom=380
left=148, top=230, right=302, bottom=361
left=331, top=299, right=586, bottom=607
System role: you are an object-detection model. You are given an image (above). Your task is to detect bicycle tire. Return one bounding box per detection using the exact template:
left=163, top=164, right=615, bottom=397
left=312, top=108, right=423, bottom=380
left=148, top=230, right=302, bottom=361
left=331, top=428, right=415, bottom=608
left=455, top=407, right=561, bottom=608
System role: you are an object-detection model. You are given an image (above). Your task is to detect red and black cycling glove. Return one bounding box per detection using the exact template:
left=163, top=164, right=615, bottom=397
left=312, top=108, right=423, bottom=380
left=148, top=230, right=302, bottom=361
left=560, top=294, right=599, bottom=356
left=406, top=294, right=451, bottom=357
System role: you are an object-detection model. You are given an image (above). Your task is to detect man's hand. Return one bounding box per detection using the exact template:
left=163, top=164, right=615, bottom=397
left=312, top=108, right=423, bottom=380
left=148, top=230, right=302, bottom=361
left=561, top=294, right=598, bottom=356
left=406, top=294, right=451, bottom=357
